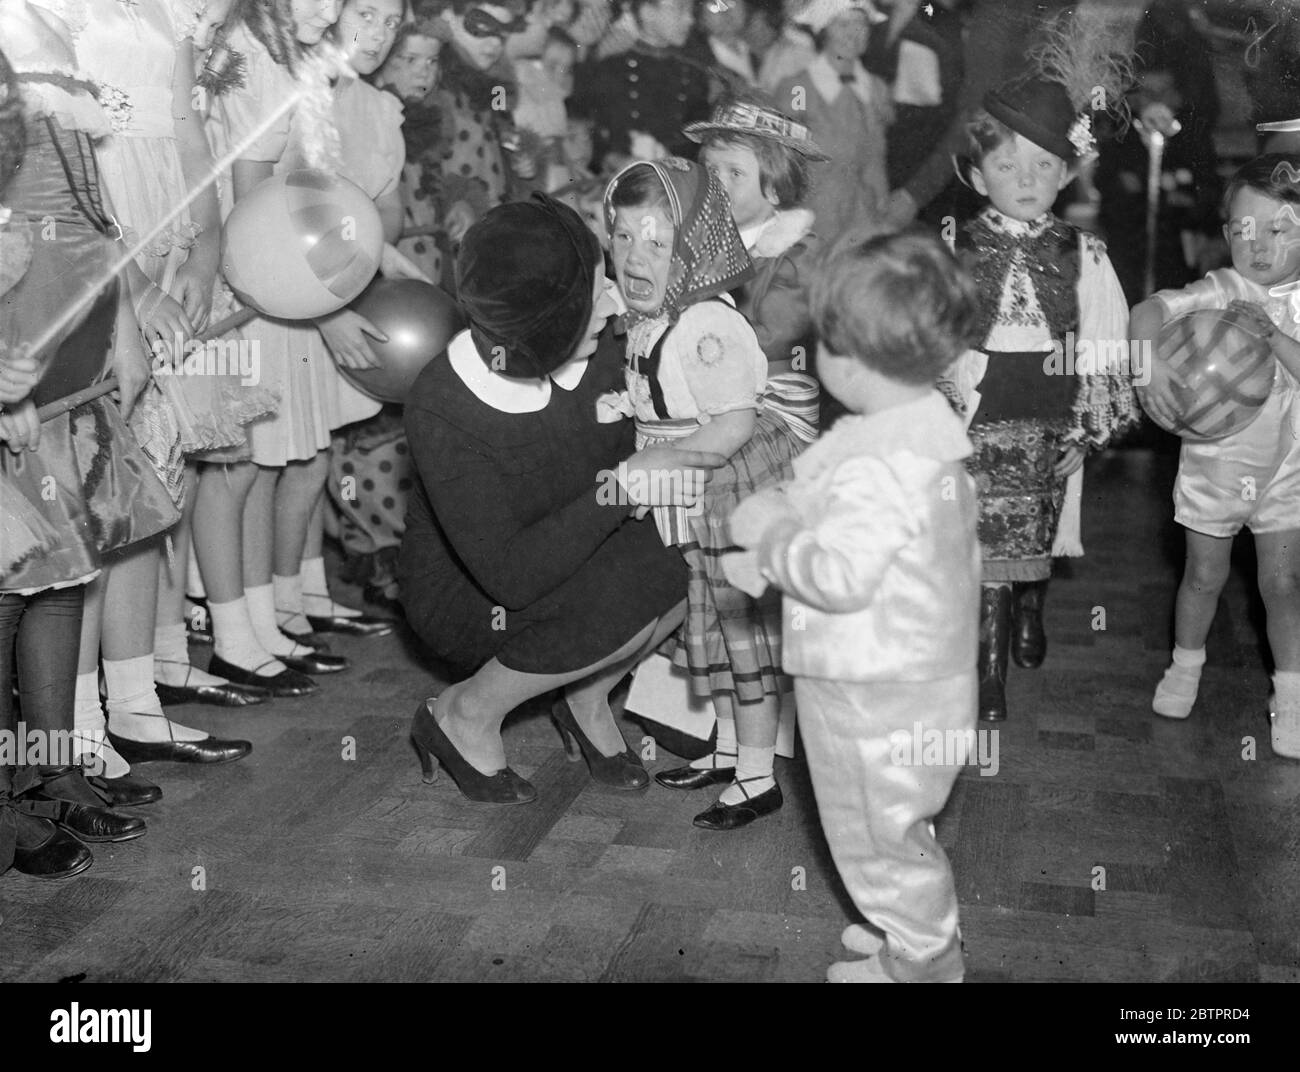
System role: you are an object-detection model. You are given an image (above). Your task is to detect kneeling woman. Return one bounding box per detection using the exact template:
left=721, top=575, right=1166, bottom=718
left=399, top=196, right=723, bottom=804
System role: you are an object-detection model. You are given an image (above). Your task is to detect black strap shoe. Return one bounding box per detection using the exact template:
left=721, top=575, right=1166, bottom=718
left=27, top=767, right=147, bottom=843
left=305, top=613, right=395, bottom=638
left=155, top=660, right=272, bottom=707
left=654, top=752, right=738, bottom=791
left=106, top=726, right=251, bottom=766
left=85, top=772, right=162, bottom=807
left=207, top=653, right=318, bottom=697
left=692, top=776, right=783, bottom=831
left=278, top=647, right=349, bottom=675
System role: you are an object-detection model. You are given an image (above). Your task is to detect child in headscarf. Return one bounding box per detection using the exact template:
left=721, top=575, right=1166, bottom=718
left=604, top=157, right=812, bottom=830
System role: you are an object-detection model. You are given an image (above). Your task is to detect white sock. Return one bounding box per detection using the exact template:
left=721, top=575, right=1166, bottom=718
left=690, top=716, right=738, bottom=770
left=301, top=556, right=359, bottom=618
left=1172, top=644, right=1207, bottom=670
left=1153, top=645, right=1205, bottom=719
left=719, top=743, right=776, bottom=806
left=273, top=572, right=312, bottom=636
left=153, top=621, right=224, bottom=687
left=105, top=655, right=206, bottom=743
left=210, top=596, right=286, bottom=677
left=247, top=583, right=312, bottom=657
left=72, top=671, right=130, bottom=778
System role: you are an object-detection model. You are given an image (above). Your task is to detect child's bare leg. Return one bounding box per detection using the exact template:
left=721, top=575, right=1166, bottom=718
left=1254, top=528, right=1300, bottom=757
left=1155, top=529, right=1231, bottom=719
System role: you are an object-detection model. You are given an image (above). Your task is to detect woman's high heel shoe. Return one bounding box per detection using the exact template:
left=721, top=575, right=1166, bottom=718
left=409, top=699, right=537, bottom=805
left=550, top=699, right=649, bottom=791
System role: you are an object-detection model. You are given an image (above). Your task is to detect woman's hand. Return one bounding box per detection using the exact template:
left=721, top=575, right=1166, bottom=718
left=618, top=445, right=727, bottom=518
left=0, top=398, right=40, bottom=453
left=0, top=348, right=39, bottom=404
left=171, top=262, right=215, bottom=333
left=317, top=308, right=387, bottom=370
left=1054, top=443, right=1087, bottom=480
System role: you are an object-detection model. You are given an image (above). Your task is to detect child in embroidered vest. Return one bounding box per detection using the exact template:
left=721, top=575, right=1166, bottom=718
left=722, top=229, right=982, bottom=983
left=1135, top=154, right=1300, bottom=760
left=940, top=35, right=1138, bottom=722
left=605, top=158, right=810, bottom=830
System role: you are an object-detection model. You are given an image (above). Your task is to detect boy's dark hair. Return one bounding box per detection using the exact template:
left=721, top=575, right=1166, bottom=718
left=701, top=131, right=810, bottom=209
left=963, top=109, right=1019, bottom=166
left=0, top=47, right=24, bottom=197
left=809, top=228, right=981, bottom=385
left=1222, top=153, right=1300, bottom=217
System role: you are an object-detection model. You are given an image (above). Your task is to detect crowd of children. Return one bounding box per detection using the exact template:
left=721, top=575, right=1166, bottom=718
left=2, top=0, right=1298, bottom=984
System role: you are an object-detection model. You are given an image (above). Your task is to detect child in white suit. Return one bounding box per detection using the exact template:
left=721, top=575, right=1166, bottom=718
left=723, top=230, right=982, bottom=983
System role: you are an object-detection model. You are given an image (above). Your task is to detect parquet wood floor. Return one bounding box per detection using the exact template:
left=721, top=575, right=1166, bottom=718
left=1, top=446, right=1297, bottom=982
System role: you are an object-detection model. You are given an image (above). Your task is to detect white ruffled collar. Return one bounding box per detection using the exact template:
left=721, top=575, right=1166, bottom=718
left=448, top=330, right=589, bottom=414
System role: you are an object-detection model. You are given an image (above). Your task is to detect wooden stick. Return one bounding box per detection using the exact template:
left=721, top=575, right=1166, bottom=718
left=197, top=306, right=259, bottom=342
left=37, top=377, right=119, bottom=423
left=32, top=306, right=257, bottom=423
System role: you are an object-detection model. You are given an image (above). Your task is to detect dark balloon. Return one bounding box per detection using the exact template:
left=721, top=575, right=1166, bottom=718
left=342, top=278, right=464, bottom=403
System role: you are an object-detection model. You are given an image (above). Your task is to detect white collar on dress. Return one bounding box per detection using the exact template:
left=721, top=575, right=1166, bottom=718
left=447, top=330, right=590, bottom=414
left=807, top=53, right=872, bottom=105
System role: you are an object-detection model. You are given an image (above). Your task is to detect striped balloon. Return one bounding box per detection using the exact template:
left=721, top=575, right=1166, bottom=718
left=221, top=169, right=384, bottom=320
left=1145, top=308, right=1276, bottom=441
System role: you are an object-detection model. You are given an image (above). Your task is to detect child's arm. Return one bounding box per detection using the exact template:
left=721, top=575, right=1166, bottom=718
left=669, top=303, right=766, bottom=458
left=742, top=456, right=919, bottom=614
left=1227, top=299, right=1300, bottom=381
left=670, top=408, right=756, bottom=458
left=1130, top=296, right=1187, bottom=429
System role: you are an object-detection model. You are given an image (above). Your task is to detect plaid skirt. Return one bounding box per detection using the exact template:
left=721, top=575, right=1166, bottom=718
left=967, top=418, right=1068, bottom=583
left=638, top=410, right=802, bottom=703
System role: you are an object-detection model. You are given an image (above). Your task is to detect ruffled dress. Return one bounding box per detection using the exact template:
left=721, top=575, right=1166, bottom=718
left=74, top=0, right=275, bottom=465
left=0, top=77, right=181, bottom=592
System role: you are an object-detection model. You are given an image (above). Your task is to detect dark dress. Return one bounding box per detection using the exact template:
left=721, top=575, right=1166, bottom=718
left=398, top=329, right=687, bottom=678
left=570, top=45, right=711, bottom=167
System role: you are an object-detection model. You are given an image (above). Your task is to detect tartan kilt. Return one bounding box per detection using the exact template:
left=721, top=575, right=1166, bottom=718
left=966, top=418, right=1068, bottom=583
left=644, top=410, right=801, bottom=702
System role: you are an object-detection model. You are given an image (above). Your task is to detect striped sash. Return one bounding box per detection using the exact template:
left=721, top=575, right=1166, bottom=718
left=758, top=372, right=819, bottom=444
left=634, top=418, right=699, bottom=547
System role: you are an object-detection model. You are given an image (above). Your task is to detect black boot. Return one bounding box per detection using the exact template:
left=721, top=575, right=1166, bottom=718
left=978, top=585, right=1011, bottom=722
left=1011, top=581, right=1048, bottom=669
